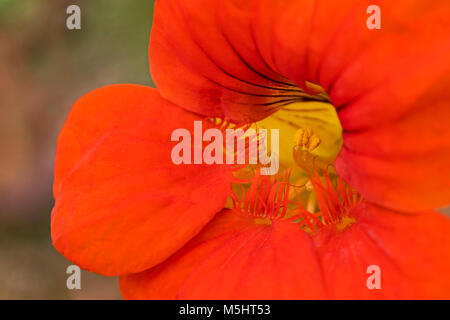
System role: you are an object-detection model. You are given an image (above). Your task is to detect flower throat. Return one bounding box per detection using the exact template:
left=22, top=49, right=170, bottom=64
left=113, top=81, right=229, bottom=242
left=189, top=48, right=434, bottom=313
left=230, top=128, right=361, bottom=234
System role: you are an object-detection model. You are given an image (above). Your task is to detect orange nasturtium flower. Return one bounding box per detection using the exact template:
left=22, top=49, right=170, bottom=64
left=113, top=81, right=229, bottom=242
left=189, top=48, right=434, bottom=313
left=51, top=0, right=450, bottom=299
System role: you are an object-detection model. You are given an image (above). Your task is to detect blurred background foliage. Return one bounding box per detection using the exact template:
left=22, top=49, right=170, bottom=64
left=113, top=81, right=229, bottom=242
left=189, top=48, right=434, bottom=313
left=0, top=0, right=155, bottom=299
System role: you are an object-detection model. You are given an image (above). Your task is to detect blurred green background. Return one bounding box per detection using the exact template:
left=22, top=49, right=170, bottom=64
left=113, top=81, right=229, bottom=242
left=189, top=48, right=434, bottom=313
left=0, top=0, right=155, bottom=299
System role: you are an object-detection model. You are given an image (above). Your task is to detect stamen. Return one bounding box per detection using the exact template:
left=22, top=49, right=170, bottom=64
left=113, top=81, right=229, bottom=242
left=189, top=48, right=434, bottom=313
left=229, top=128, right=360, bottom=234
left=306, top=191, right=316, bottom=213
left=232, top=170, right=291, bottom=221
left=205, top=117, right=266, bottom=172
left=294, top=169, right=362, bottom=233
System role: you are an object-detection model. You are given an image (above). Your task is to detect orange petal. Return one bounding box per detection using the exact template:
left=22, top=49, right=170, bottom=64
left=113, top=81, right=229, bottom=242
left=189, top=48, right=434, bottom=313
left=119, top=209, right=260, bottom=299
left=149, top=0, right=305, bottom=123
left=51, top=85, right=234, bottom=276
left=330, top=2, right=450, bottom=211
left=179, top=219, right=326, bottom=299
left=121, top=210, right=326, bottom=299
left=120, top=204, right=450, bottom=299
left=150, top=0, right=450, bottom=210
left=253, top=0, right=450, bottom=210
left=315, top=202, right=450, bottom=299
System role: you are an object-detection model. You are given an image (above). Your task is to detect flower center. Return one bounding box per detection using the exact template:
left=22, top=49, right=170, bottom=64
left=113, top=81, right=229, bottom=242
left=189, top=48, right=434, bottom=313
left=232, top=163, right=361, bottom=234
left=224, top=79, right=357, bottom=232
left=229, top=109, right=360, bottom=233
left=251, top=83, right=343, bottom=177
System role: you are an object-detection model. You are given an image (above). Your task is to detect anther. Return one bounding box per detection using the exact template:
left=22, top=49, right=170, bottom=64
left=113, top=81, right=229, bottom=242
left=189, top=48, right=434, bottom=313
left=294, top=128, right=321, bottom=151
